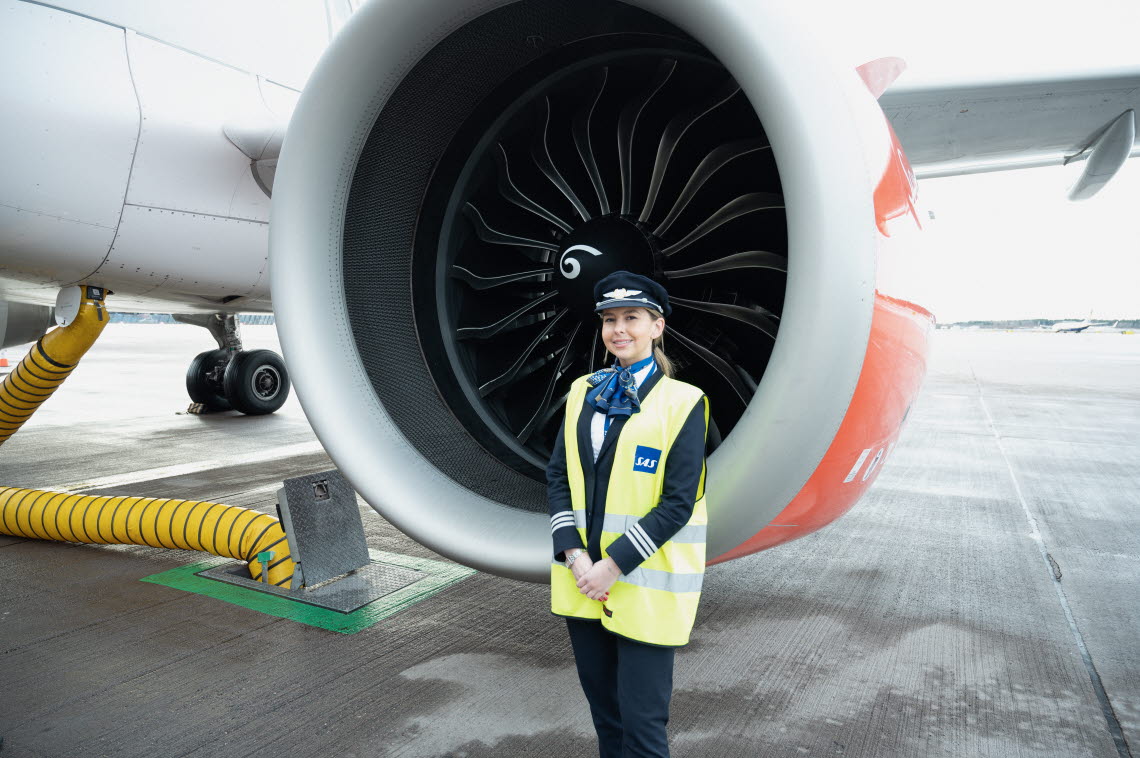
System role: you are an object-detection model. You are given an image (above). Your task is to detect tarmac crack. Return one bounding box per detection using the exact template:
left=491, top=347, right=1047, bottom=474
left=972, top=365, right=1133, bottom=758
left=1046, top=552, right=1063, bottom=581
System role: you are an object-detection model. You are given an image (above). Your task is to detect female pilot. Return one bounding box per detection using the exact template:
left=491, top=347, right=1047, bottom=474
left=547, top=270, right=710, bottom=758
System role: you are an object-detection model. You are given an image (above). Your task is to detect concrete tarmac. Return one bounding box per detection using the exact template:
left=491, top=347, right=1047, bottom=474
left=1, top=325, right=1137, bottom=757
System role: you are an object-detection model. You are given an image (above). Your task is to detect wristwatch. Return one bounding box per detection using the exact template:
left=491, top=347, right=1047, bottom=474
left=565, top=549, right=584, bottom=567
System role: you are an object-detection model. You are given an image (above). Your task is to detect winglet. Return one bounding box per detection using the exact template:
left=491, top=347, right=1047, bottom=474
left=1067, top=109, right=1135, bottom=201
left=856, top=57, right=907, bottom=100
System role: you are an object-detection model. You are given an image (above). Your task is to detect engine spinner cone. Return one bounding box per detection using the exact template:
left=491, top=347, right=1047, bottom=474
left=554, top=215, right=658, bottom=318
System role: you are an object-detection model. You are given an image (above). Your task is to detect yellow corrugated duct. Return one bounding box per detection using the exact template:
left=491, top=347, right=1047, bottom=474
left=0, top=488, right=295, bottom=585
left=0, top=286, right=295, bottom=584
left=0, top=286, right=109, bottom=446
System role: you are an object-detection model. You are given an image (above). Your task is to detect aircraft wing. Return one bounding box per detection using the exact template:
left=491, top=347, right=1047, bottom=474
left=234, top=70, right=1140, bottom=198
left=882, top=70, right=1140, bottom=194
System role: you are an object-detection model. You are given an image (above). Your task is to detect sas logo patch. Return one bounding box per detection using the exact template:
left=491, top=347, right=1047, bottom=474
left=633, top=445, right=662, bottom=473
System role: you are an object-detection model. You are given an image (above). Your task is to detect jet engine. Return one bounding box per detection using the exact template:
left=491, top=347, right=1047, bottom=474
left=1, top=301, right=53, bottom=350
left=271, top=0, right=931, bottom=581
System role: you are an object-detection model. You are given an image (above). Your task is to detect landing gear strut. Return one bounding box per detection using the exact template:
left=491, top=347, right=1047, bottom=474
left=186, top=347, right=232, bottom=411
left=174, top=313, right=290, bottom=415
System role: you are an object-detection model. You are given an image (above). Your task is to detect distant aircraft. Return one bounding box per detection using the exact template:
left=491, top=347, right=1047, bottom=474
left=2, top=0, right=1138, bottom=581
left=1052, top=318, right=1119, bottom=332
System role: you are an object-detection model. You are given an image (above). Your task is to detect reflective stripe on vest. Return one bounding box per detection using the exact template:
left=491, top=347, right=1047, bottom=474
left=621, top=565, right=704, bottom=594
left=550, top=373, right=708, bottom=647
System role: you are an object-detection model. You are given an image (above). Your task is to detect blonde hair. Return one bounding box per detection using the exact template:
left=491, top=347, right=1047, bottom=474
left=647, top=309, right=675, bottom=378
left=600, top=307, right=675, bottom=378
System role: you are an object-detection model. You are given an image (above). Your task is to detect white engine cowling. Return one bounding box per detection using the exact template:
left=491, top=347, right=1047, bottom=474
left=0, top=301, right=53, bottom=350
left=271, top=0, right=892, bottom=581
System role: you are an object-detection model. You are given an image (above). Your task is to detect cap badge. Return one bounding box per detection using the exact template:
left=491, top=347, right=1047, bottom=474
left=604, top=288, right=643, bottom=299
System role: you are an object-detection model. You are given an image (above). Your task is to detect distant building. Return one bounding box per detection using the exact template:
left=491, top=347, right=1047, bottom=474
left=938, top=318, right=1139, bottom=331
left=110, top=313, right=275, bottom=325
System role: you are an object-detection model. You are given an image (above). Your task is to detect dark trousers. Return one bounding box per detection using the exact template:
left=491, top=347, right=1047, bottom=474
left=566, top=618, right=675, bottom=758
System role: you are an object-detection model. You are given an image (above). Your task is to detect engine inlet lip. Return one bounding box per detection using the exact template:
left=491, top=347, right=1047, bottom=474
left=271, top=0, right=878, bottom=580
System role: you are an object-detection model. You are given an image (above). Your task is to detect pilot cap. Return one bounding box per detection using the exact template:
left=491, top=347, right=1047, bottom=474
left=593, top=271, right=671, bottom=317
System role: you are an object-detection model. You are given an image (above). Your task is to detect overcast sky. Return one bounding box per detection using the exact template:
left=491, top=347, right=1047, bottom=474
left=802, top=0, right=1139, bottom=321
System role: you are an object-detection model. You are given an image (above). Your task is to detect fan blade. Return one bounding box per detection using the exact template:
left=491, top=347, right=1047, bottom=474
left=665, top=250, right=787, bottom=279
left=479, top=310, right=568, bottom=396
left=521, top=392, right=569, bottom=446
left=666, top=326, right=752, bottom=409
left=457, top=290, right=559, bottom=341
left=589, top=326, right=605, bottom=372
left=654, top=140, right=770, bottom=239
left=532, top=96, right=591, bottom=222
left=639, top=79, right=741, bottom=223
left=573, top=67, right=611, bottom=216
left=617, top=59, right=676, bottom=215
left=661, top=193, right=784, bottom=259
left=517, top=321, right=583, bottom=444
left=734, top=364, right=759, bottom=394
left=451, top=265, right=551, bottom=291
left=671, top=296, right=780, bottom=341
left=494, top=144, right=574, bottom=232
left=463, top=203, right=559, bottom=251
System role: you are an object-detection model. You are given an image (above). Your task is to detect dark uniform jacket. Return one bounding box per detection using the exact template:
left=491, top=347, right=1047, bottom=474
left=547, top=370, right=708, bottom=575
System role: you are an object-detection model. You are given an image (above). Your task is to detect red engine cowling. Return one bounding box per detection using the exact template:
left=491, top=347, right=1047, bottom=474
left=270, top=0, right=931, bottom=581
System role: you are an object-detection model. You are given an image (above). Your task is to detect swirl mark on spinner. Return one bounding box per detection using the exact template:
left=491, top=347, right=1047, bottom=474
left=558, top=244, right=603, bottom=279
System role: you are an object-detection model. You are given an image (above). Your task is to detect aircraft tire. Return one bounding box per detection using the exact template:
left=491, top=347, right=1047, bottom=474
left=186, top=349, right=232, bottom=411
left=223, top=349, right=290, bottom=415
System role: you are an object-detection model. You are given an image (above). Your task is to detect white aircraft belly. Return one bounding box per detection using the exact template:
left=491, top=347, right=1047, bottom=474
left=101, top=204, right=268, bottom=300
left=122, top=33, right=271, bottom=223
left=1, top=2, right=282, bottom=310
left=79, top=30, right=276, bottom=305
left=45, top=0, right=328, bottom=92
left=0, top=1, right=137, bottom=283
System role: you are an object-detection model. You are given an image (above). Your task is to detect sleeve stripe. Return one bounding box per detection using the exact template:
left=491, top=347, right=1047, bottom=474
left=625, top=525, right=653, bottom=560
left=627, top=523, right=657, bottom=560
left=550, top=513, right=577, bottom=534
left=629, top=531, right=651, bottom=560
left=631, top=523, right=658, bottom=554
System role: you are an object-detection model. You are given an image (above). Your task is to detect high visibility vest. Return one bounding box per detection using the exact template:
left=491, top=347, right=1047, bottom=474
left=551, top=373, right=708, bottom=647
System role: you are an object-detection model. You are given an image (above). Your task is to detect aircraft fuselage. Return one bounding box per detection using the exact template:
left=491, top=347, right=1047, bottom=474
left=0, top=0, right=340, bottom=314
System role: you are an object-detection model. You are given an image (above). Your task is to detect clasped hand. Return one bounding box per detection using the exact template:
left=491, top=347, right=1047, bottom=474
left=573, top=555, right=620, bottom=602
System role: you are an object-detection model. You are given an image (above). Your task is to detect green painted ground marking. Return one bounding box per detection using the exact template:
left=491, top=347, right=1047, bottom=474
left=140, top=550, right=475, bottom=634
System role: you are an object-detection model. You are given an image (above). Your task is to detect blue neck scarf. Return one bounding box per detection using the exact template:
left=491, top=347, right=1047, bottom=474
left=585, top=355, right=656, bottom=432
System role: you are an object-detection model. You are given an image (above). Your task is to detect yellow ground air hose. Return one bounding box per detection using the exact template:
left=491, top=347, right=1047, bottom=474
left=0, top=286, right=109, bottom=446
left=0, top=285, right=296, bottom=585
left=0, top=488, right=294, bottom=585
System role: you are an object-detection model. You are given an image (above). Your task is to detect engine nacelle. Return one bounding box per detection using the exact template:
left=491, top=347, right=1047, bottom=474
left=0, top=301, right=52, bottom=349
left=272, top=0, right=928, bottom=581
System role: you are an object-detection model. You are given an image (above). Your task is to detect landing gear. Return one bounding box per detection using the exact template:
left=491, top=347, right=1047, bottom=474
left=186, top=348, right=232, bottom=411
left=223, top=349, right=289, bottom=415
left=174, top=313, right=291, bottom=415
